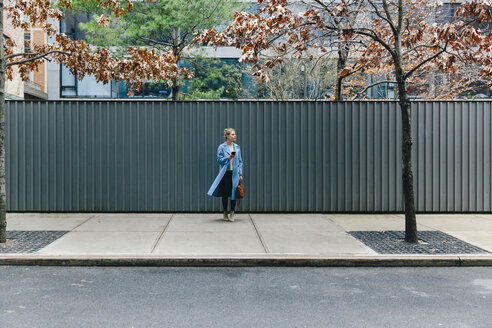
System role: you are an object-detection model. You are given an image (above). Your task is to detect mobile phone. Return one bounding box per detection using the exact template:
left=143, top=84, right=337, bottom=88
left=231, top=151, right=236, bottom=155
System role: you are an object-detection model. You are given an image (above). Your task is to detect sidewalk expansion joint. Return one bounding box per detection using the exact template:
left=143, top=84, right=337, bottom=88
left=249, top=214, right=269, bottom=253
left=151, top=214, right=174, bottom=253
left=70, top=214, right=98, bottom=231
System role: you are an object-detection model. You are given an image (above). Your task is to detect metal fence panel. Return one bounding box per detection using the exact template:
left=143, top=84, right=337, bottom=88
left=5, top=100, right=492, bottom=212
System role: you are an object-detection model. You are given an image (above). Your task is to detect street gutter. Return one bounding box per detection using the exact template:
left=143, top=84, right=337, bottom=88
left=1, top=254, right=492, bottom=267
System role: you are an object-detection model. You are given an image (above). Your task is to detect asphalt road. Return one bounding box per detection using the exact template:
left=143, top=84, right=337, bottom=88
left=1, top=266, right=491, bottom=328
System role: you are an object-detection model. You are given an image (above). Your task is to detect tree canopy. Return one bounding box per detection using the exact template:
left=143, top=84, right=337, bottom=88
left=202, top=0, right=492, bottom=242
left=74, top=0, right=244, bottom=99
left=0, top=0, right=183, bottom=243
left=201, top=0, right=491, bottom=99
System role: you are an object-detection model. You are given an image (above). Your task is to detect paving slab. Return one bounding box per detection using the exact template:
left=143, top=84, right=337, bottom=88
left=459, top=217, right=492, bottom=231
left=37, top=231, right=161, bottom=255
left=251, top=214, right=375, bottom=255
left=153, top=231, right=265, bottom=254
left=6, top=216, right=93, bottom=231
left=251, top=214, right=345, bottom=232
left=328, top=214, right=432, bottom=231
left=329, top=214, right=403, bottom=220
left=250, top=214, right=332, bottom=220
left=172, top=214, right=224, bottom=219
left=74, top=216, right=170, bottom=232
left=417, top=216, right=492, bottom=232
left=417, top=214, right=485, bottom=220
left=257, top=230, right=377, bottom=255
left=6, top=213, right=96, bottom=218
left=93, top=213, right=174, bottom=218
left=2, top=212, right=491, bottom=265
left=167, top=214, right=252, bottom=232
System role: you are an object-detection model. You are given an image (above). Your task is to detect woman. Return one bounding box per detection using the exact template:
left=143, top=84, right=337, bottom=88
left=207, top=128, right=243, bottom=222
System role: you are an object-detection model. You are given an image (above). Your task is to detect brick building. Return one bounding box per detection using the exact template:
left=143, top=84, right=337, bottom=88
left=3, top=0, right=48, bottom=100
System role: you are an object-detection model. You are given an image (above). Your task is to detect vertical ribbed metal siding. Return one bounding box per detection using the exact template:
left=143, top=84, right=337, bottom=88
left=5, top=100, right=492, bottom=212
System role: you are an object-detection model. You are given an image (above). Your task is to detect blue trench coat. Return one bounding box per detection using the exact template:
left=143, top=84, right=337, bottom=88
left=207, top=142, right=243, bottom=200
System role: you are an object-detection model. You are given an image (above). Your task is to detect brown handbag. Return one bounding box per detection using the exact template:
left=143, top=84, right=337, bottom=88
left=236, top=180, right=245, bottom=198
left=236, top=180, right=245, bottom=208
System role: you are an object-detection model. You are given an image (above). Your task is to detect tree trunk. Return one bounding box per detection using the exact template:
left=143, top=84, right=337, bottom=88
left=335, top=44, right=348, bottom=101
left=171, top=55, right=180, bottom=100
left=395, top=68, right=418, bottom=243
left=0, top=0, right=7, bottom=244
left=170, top=51, right=180, bottom=101
left=171, top=29, right=180, bottom=101
left=171, top=82, right=179, bottom=101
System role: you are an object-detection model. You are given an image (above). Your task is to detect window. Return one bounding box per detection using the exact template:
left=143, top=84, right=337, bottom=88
left=24, top=32, right=31, bottom=52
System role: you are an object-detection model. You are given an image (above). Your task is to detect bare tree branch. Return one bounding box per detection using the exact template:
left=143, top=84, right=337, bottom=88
left=140, top=37, right=173, bottom=47
left=404, top=39, right=450, bottom=80
left=6, top=52, right=42, bottom=60
left=347, top=28, right=397, bottom=58
left=309, top=51, right=333, bottom=75
left=402, top=44, right=440, bottom=57
left=351, top=80, right=397, bottom=100
left=6, top=50, right=70, bottom=67
left=367, top=0, right=397, bottom=36
left=178, top=1, right=223, bottom=49
left=397, top=0, right=404, bottom=31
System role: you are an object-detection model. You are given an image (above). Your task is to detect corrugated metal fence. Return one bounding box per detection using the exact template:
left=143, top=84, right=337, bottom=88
left=5, top=100, right=492, bottom=212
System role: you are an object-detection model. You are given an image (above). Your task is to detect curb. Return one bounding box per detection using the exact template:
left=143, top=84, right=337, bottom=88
left=1, top=255, right=492, bottom=267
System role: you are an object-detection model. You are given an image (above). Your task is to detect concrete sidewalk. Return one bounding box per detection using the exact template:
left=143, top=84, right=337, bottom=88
left=1, top=213, right=492, bottom=266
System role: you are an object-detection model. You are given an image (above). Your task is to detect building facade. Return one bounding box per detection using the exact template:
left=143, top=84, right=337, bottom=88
left=3, top=0, right=48, bottom=100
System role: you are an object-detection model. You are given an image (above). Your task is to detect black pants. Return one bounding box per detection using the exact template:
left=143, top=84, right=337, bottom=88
left=222, top=197, right=236, bottom=212
left=219, top=170, right=236, bottom=211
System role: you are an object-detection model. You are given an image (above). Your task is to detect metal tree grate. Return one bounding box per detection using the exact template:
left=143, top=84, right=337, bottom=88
left=0, top=231, right=69, bottom=254
left=349, top=231, right=490, bottom=254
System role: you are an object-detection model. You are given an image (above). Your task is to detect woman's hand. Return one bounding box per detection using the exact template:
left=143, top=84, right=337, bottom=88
left=228, top=153, right=236, bottom=160
left=239, top=175, right=243, bottom=183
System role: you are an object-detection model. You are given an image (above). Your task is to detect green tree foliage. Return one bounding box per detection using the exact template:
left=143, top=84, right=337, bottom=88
left=183, top=57, right=244, bottom=100
left=73, top=0, right=243, bottom=99
left=256, top=57, right=336, bottom=100
left=2, top=0, right=177, bottom=243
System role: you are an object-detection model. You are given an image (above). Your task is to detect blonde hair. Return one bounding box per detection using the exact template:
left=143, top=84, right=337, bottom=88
left=224, top=128, right=235, bottom=139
